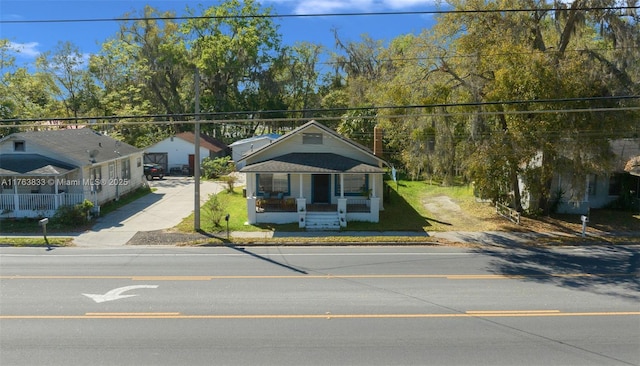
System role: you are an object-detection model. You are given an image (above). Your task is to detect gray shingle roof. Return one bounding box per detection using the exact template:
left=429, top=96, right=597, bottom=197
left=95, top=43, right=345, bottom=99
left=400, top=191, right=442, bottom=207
left=3, top=128, right=141, bottom=165
left=238, top=121, right=386, bottom=167
left=0, top=154, right=77, bottom=175
left=239, top=153, right=385, bottom=174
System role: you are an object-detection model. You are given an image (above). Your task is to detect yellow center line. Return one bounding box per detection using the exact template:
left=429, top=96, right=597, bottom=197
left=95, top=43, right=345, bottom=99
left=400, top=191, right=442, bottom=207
left=1, top=311, right=639, bottom=320
left=466, top=310, right=561, bottom=314
left=85, top=312, right=181, bottom=316
left=131, top=276, right=214, bottom=281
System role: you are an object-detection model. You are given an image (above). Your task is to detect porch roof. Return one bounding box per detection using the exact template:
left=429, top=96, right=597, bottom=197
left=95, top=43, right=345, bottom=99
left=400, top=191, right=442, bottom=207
left=0, top=154, right=77, bottom=175
left=239, top=153, right=385, bottom=174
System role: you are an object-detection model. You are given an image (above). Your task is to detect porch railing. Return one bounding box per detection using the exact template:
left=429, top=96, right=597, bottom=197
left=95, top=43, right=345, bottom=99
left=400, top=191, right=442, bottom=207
left=346, top=198, right=370, bottom=212
left=255, top=198, right=371, bottom=213
left=1, top=193, right=85, bottom=213
left=0, top=194, right=13, bottom=212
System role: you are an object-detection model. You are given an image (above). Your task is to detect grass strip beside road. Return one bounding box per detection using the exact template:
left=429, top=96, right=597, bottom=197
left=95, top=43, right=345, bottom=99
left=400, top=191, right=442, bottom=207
left=0, top=237, right=74, bottom=247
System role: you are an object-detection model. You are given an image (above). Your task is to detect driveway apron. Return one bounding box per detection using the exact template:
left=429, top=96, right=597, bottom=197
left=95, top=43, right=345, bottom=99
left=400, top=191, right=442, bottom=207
left=74, top=177, right=224, bottom=247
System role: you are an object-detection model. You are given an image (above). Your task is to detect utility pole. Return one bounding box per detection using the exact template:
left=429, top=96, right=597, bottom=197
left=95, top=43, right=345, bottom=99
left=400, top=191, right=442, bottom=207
left=194, top=68, right=201, bottom=231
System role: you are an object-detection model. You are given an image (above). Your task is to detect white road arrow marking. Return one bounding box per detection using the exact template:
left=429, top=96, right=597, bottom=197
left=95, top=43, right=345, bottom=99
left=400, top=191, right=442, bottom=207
left=83, top=285, right=159, bottom=303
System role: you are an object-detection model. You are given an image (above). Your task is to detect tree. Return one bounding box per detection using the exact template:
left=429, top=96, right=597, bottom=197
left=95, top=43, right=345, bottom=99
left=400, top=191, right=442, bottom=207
left=36, top=41, right=94, bottom=119
left=1, top=39, right=59, bottom=125
left=182, top=0, right=282, bottom=138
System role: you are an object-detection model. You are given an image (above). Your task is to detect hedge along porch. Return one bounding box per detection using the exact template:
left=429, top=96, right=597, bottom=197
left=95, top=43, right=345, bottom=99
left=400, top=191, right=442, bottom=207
left=238, top=121, right=388, bottom=229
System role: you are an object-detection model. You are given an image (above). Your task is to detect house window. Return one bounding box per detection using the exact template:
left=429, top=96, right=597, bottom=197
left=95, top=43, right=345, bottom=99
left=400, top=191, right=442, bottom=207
left=108, top=163, right=115, bottom=179
left=13, top=141, right=25, bottom=151
left=257, top=173, right=289, bottom=195
left=608, top=174, right=622, bottom=196
left=302, top=133, right=323, bottom=144
left=91, top=167, right=102, bottom=193
left=335, top=174, right=369, bottom=196
left=121, top=159, right=131, bottom=179
left=137, top=157, right=142, bottom=167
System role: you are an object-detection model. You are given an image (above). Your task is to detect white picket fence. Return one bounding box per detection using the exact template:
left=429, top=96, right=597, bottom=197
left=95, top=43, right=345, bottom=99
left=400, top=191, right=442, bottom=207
left=0, top=193, right=85, bottom=217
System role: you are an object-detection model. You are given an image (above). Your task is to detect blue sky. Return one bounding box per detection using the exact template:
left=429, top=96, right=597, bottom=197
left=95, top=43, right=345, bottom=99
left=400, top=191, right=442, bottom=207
left=1, top=0, right=439, bottom=65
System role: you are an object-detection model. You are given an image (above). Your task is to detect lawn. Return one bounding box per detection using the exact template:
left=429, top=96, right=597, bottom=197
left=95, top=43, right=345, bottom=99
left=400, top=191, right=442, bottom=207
left=176, top=180, right=639, bottom=235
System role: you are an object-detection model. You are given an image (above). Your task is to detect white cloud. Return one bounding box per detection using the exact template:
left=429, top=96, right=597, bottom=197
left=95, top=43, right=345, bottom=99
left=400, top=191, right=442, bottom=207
left=267, top=0, right=437, bottom=14
left=8, top=41, right=41, bottom=58
left=383, top=0, right=438, bottom=9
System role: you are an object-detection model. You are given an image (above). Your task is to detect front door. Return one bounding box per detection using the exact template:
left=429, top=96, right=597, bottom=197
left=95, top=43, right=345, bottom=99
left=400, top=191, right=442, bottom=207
left=312, top=174, right=331, bottom=204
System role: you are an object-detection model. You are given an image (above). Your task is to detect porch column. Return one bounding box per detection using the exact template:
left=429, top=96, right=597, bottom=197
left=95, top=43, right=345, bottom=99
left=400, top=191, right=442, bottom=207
left=246, top=196, right=257, bottom=224
left=247, top=173, right=255, bottom=197
left=299, top=174, right=303, bottom=198
left=371, top=175, right=377, bottom=197
left=54, top=177, right=59, bottom=209
left=369, top=197, right=380, bottom=223
left=13, top=176, right=18, bottom=213
left=340, top=173, right=344, bottom=198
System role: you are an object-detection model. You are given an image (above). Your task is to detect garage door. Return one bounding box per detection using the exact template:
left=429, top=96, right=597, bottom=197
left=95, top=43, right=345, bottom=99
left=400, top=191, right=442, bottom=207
left=144, top=153, right=168, bottom=172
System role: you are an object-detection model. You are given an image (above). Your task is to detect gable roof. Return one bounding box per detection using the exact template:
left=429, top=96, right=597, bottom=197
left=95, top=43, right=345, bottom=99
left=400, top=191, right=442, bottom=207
left=1, top=128, right=141, bottom=165
left=238, top=120, right=387, bottom=167
left=174, top=132, right=228, bottom=153
left=0, top=154, right=77, bottom=175
left=229, top=133, right=280, bottom=147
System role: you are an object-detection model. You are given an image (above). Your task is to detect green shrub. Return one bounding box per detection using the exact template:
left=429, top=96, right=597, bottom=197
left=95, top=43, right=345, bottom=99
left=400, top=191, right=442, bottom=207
left=218, top=175, right=238, bottom=193
left=203, top=193, right=227, bottom=227
left=201, top=156, right=234, bottom=179
left=52, top=199, right=94, bottom=226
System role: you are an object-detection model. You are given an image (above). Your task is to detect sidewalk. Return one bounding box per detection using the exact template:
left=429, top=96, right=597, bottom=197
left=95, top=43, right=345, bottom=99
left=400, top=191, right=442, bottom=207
left=73, top=177, right=225, bottom=247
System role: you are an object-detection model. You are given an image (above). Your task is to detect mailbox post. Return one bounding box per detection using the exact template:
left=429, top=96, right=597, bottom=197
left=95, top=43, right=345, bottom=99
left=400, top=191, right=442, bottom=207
left=580, top=215, right=589, bottom=238
left=224, top=214, right=230, bottom=240
left=39, top=218, right=50, bottom=250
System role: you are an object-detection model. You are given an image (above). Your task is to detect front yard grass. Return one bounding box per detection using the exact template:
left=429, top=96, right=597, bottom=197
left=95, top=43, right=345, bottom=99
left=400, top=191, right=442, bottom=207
left=177, top=180, right=639, bottom=235
left=0, top=237, right=75, bottom=247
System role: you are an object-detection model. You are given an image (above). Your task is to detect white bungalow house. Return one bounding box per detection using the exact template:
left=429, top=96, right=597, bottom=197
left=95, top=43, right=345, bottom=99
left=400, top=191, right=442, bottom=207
left=238, top=121, right=389, bottom=230
left=144, top=132, right=229, bottom=175
left=519, top=138, right=640, bottom=214
left=0, top=128, right=145, bottom=218
left=229, top=133, right=280, bottom=169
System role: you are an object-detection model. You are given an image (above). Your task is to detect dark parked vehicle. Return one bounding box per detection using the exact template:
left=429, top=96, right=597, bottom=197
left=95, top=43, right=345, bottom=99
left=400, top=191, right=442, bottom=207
left=144, top=163, right=164, bottom=180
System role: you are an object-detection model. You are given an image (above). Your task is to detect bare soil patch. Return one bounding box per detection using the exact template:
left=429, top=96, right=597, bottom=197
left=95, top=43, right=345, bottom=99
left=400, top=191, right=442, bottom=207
left=421, top=194, right=639, bottom=235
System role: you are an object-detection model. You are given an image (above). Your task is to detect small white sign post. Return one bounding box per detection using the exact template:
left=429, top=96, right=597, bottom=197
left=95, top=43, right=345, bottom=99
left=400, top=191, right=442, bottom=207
left=580, top=215, right=589, bottom=238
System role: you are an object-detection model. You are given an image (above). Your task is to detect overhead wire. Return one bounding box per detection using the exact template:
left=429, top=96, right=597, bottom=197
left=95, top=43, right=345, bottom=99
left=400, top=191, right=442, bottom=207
left=1, top=6, right=638, bottom=24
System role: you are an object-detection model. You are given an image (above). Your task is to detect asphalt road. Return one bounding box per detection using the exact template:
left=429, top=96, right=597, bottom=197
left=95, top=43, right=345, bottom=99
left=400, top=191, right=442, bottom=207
left=1, top=245, right=639, bottom=366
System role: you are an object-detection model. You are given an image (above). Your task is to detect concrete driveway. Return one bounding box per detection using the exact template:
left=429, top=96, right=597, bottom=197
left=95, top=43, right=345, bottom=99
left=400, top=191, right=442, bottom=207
left=73, top=177, right=227, bottom=247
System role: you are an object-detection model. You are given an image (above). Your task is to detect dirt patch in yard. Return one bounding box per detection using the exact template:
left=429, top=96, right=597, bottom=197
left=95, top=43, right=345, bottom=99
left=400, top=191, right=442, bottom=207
left=421, top=193, right=639, bottom=235
left=421, top=195, right=509, bottom=231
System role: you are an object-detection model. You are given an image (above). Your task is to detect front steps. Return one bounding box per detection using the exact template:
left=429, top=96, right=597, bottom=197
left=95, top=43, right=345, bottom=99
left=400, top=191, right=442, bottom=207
left=305, top=212, right=340, bottom=231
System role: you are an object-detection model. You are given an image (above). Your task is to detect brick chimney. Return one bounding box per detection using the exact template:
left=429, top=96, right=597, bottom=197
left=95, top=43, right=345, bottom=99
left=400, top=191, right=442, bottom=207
left=373, top=125, right=383, bottom=157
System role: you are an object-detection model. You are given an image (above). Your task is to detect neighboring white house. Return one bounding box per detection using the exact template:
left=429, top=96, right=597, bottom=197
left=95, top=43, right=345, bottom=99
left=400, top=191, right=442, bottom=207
left=144, top=132, right=229, bottom=175
left=238, top=121, right=389, bottom=230
left=229, top=133, right=280, bottom=169
left=519, top=138, right=640, bottom=214
left=0, top=128, right=145, bottom=218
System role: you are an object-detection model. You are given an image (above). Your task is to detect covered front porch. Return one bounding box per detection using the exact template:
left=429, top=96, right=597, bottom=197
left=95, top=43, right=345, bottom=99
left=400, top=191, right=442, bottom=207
left=244, top=172, right=383, bottom=229
left=0, top=154, right=88, bottom=218
left=0, top=191, right=85, bottom=218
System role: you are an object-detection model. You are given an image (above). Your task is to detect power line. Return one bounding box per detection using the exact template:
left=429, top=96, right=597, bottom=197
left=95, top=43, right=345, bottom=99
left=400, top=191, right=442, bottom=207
left=1, top=6, right=638, bottom=24
left=2, top=105, right=639, bottom=130
left=1, top=95, right=638, bottom=125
